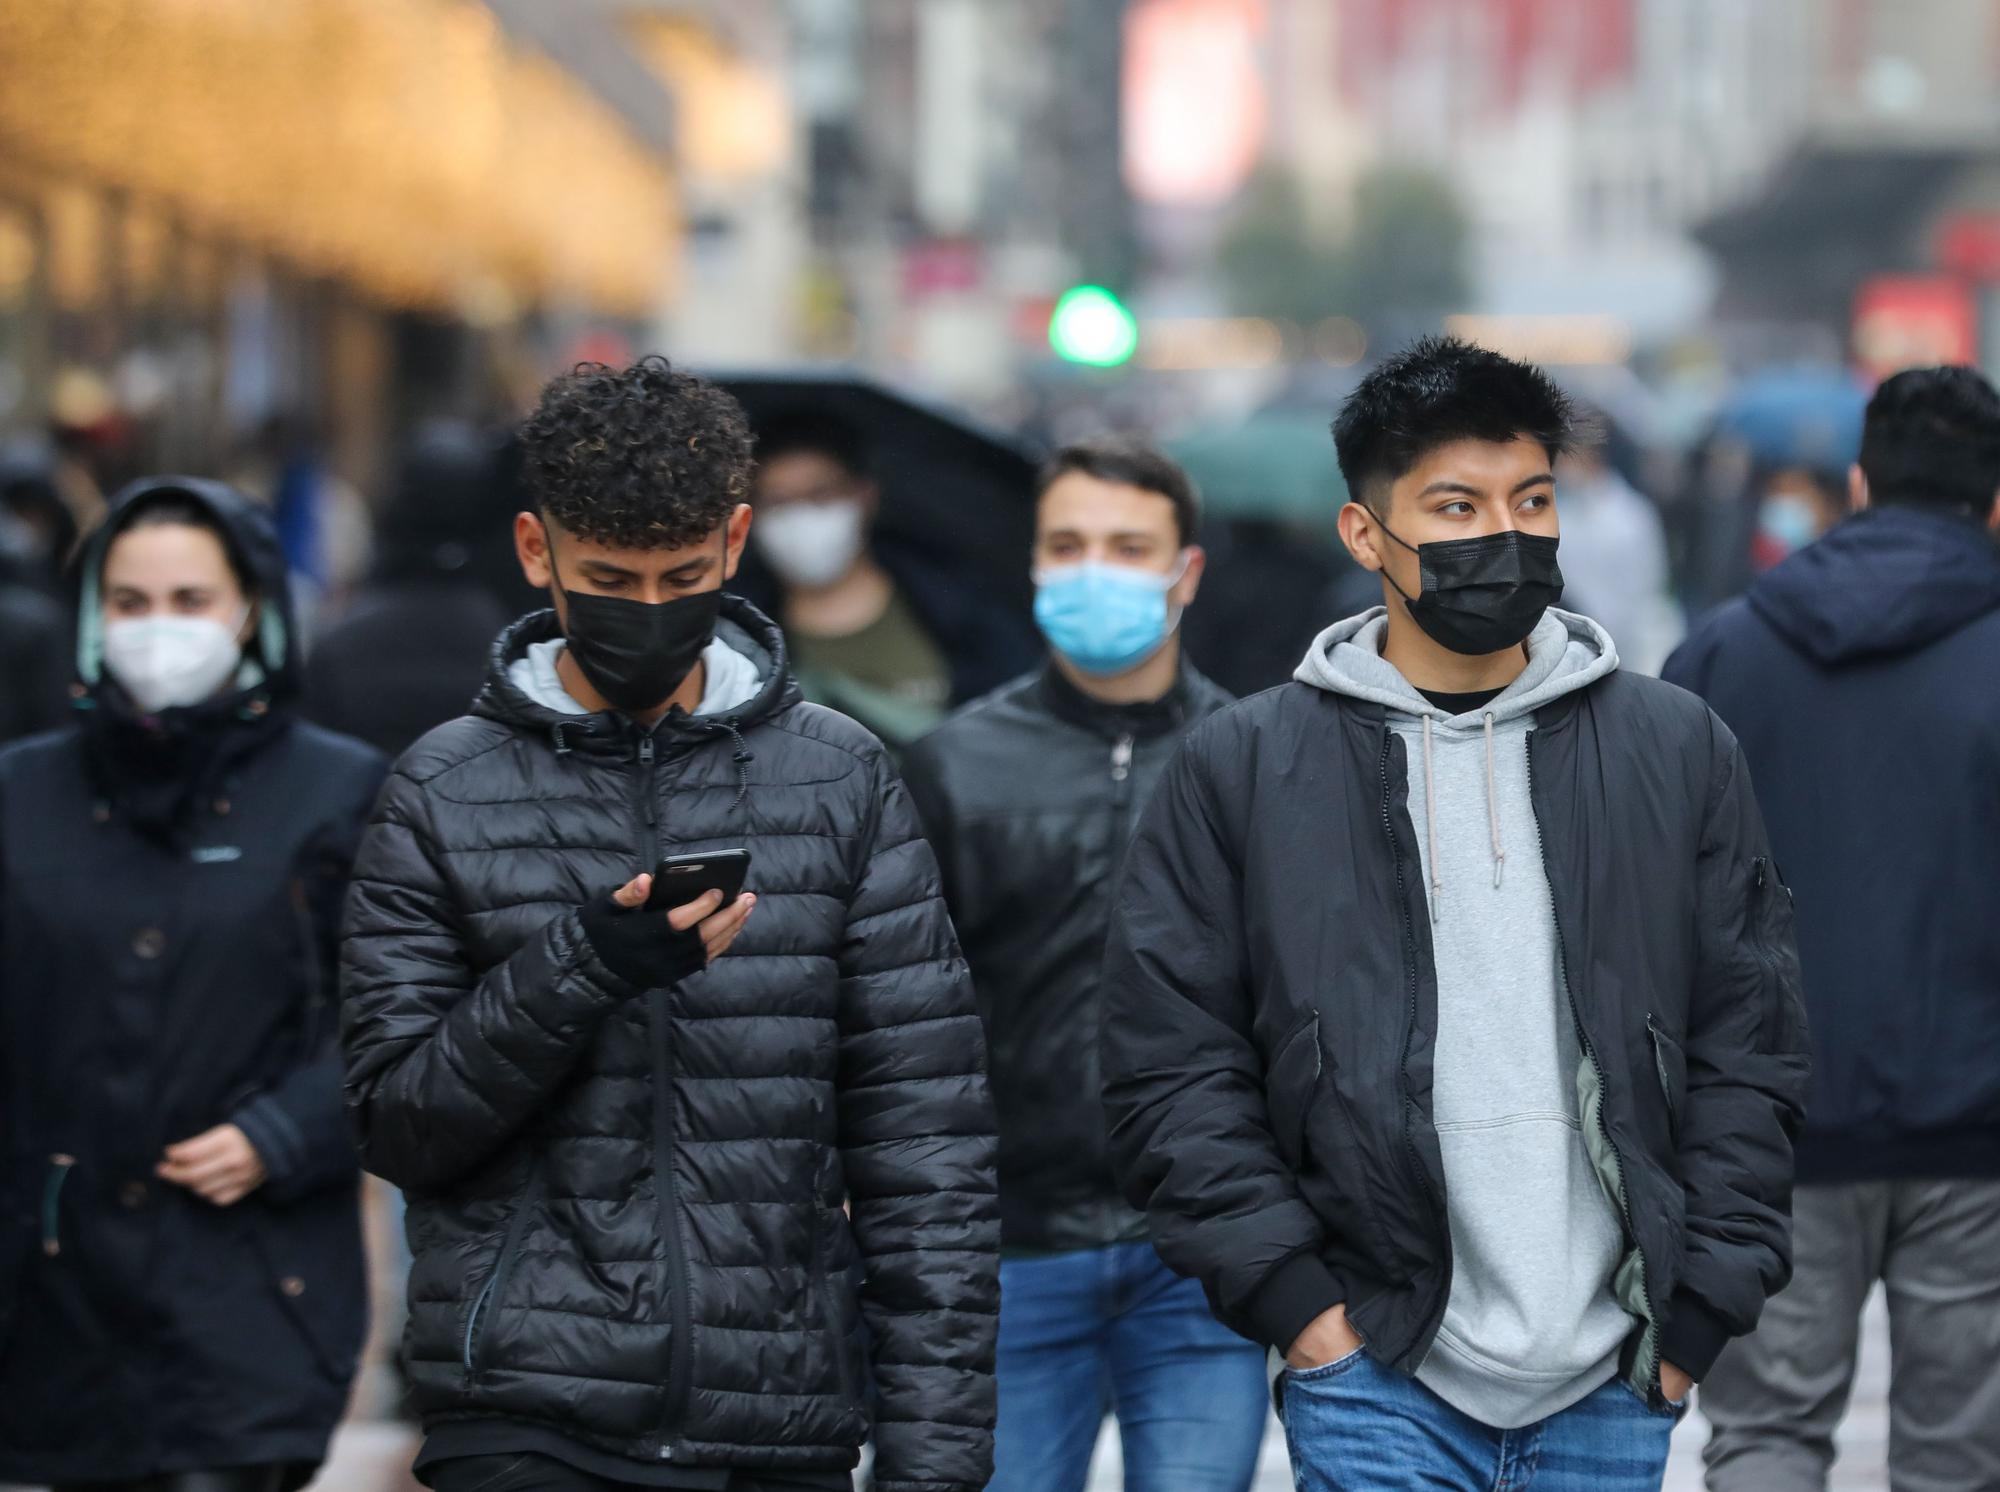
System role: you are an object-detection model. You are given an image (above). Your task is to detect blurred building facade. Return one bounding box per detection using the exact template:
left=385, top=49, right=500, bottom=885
left=0, top=0, right=781, bottom=505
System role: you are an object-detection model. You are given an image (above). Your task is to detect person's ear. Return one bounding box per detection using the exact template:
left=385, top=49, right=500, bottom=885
left=516, top=511, right=553, bottom=588
left=856, top=479, right=881, bottom=523
left=723, top=503, right=753, bottom=581
left=1986, top=491, right=2000, bottom=535
left=1338, top=500, right=1387, bottom=573
left=1848, top=464, right=1870, bottom=513
left=1170, top=546, right=1206, bottom=609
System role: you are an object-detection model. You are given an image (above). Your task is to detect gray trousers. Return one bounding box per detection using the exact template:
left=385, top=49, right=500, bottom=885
left=1700, top=1178, right=2000, bottom=1492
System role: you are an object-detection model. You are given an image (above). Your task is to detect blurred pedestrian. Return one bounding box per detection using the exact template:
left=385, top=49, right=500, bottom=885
left=1100, top=338, right=1809, bottom=1492
left=0, top=478, right=385, bottom=1489
left=902, top=439, right=1259, bottom=1492
left=339, top=357, right=998, bottom=1492
left=1665, top=365, right=2000, bottom=1492
left=747, top=410, right=1031, bottom=752
left=304, top=422, right=512, bottom=757
left=1554, top=440, right=1683, bottom=675
left=1748, top=464, right=1847, bottom=574
left=0, top=446, right=77, bottom=744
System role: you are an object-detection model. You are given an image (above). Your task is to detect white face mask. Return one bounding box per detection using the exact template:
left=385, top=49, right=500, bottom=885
left=103, top=613, right=246, bottom=713
left=753, top=499, right=867, bottom=589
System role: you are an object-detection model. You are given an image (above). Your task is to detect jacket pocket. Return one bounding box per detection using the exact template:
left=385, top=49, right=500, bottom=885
left=1645, top=1016, right=1685, bottom=1147
left=1749, top=857, right=1808, bottom=1054
left=464, top=1165, right=544, bottom=1381
left=1265, top=1015, right=1322, bottom=1170
left=247, top=1187, right=370, bottom=1386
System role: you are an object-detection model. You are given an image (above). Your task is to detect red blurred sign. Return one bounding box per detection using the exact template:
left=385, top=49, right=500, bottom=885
left=902, top=238, right=983, bottom=298
left=1853, top=275, right=1976, bottom=379
left=1939, top=215, right=2000, bottom=281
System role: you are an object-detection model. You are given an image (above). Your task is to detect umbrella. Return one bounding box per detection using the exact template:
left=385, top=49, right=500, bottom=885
left=1713, top=367, right=1869, bottom=473
left=708, top=367, right=1042, bottom=611
left=1167, top=412, right=1347, bottom=530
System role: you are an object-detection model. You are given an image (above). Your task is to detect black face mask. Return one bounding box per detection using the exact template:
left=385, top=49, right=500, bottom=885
left=1378, top=524, right=1565, bottom=657
left=553, top=551, right=724, bottom=714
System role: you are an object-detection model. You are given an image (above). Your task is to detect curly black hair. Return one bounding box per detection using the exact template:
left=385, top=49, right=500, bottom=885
left=1334, top=336, right=1576, bottom=510
left=518, top=356, right=754, bottom=549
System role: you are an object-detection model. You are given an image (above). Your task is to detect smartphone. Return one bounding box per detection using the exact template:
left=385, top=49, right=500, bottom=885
left=645, top=848, right=753, bottom=911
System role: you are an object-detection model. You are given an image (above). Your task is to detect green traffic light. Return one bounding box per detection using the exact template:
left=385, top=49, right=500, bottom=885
left=1049, top=285, right=1138, bottom=367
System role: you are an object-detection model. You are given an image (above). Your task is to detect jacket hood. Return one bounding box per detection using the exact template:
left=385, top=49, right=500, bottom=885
left=1748, top=505, right=2000, bottom=665
left=1294, top=605, right=1619, bottom=723
left=75, top=475, right=299, bottom=701
left=474, top=591, right=801, bottom=752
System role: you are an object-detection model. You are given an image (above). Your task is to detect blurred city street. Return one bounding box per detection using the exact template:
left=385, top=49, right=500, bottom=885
left=5, top=2, right=1998, bottom=1489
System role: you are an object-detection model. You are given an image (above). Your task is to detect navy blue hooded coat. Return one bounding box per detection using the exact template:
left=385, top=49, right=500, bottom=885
left=1665, top=505, right=2000, bottom=1183
left=0, top=478, right=385, bottom=1483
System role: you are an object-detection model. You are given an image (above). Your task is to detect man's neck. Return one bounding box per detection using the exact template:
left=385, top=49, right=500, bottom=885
left=556, top=648, right=705, bottom=727
left=1378, top=597, right=1528, bottom=695
left=786, top=556, right=893, bottom=639
left=1054, top=637, right=1182, bottom=706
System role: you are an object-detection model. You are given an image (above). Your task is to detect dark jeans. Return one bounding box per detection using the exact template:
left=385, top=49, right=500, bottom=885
left=424, top=1453, right=849, bottom=1492
left=990, top=1240, right=1267, bottom=1492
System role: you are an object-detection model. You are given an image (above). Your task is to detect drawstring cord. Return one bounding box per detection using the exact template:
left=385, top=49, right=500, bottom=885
left=42, top=1154, right=74, bottom=1257
left=1484, top=712, right=1506, bottom=888
left=715, top=717, right=754, bottom=807
left=1420, top=709, right=1509, bottom=918
left=1421, top=716, right=1441, bottom=922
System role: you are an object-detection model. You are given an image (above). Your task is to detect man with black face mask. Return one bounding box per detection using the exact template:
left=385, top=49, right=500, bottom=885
left=340, top=357, right=998, bottom=1492
left=1101, top=338, right=1808, bottom=1492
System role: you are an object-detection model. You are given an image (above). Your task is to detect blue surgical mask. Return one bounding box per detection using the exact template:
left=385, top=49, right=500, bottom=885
left=1757, top=494, right=1821, bottom=556
left=1033, top=556, right=1189, bottom=676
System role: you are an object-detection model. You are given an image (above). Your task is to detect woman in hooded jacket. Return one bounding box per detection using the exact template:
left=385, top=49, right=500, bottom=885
left=0, top=478, right=385, bottom=1492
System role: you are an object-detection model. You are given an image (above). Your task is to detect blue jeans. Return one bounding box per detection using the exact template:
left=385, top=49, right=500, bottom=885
left=1280, top=1350, right=1676, bottom=1492
left=989, top=1240, right=1267, bottom=1492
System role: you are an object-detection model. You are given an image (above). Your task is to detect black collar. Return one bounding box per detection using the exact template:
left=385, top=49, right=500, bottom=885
left=1034, top=657, right=1198, bottom=742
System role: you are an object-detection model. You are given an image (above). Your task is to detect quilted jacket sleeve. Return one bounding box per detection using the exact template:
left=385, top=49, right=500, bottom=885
left=1662, top=717, right=1811, bottom=1380
left=834, top=748, right=999, bottom=1492
left=339, top=768, right=644, bottom=1194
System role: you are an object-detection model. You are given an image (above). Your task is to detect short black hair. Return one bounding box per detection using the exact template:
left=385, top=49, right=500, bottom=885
left=754, top=409, right=871, bottom=482
left=518, top=356, right=754, bottom=550
left=1333, top=336, right=1576, bottom=510
left=1858, top=365, right=2000, bottom=518
left=1035, top=436, right=1200, bottom=546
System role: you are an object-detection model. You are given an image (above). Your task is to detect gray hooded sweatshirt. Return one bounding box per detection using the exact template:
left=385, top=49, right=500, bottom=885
left=1295, top=606, right=1633, bottom=1428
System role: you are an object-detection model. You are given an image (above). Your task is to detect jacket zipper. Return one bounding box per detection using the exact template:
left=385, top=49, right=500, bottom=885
left=1377, top=726, right=1449, bottom=1356
left=1645, top=1015, right=1679, bottom=1142
left=1526, top=733, right=1663, bottom=1400
left=40, top=1154, right=75, bottom=1257
left=1748, top=858, right=1786, bottom=1049
left=633, top=726, right=694, bottom=1460
left=463, top=1168, right=543, bottom=1376
left=653, top=986, right=695, bottom=1458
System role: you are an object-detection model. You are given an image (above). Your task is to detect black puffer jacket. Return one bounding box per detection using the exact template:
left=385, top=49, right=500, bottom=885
left=1101, top=666, right=1810, bottom=1395
left=1, top=478, right=383, bottom=1483
left=340, top=600, right=999, bottom=1490
left=903, top=662, right=1231, bottom=1251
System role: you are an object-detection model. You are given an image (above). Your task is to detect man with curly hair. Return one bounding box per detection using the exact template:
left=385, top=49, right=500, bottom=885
left=339, top=356, right=1000, bottom=1492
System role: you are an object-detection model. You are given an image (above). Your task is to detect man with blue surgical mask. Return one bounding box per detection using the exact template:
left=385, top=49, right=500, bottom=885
left=903, top=439, right=1261, bottom=1492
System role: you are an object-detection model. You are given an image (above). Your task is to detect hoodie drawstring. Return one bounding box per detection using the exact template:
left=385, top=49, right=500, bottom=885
left=1484, top=711, right=1506, bottom=889
left=1421, top=716, right=1442, bottom=922
left=1420, top=710, right=1508, bottom=919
